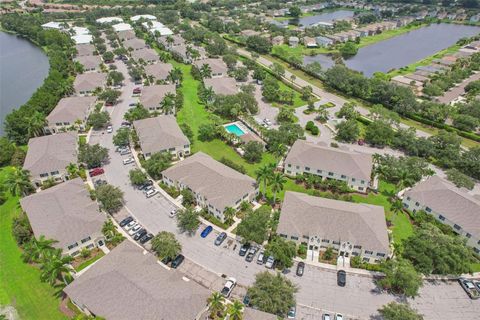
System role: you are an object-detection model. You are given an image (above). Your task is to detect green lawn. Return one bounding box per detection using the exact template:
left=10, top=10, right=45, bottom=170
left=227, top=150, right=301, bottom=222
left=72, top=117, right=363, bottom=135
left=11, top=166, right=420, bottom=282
left=75, top=251, right=105, bottom=272
left=0, top=167, right=67, bottom=320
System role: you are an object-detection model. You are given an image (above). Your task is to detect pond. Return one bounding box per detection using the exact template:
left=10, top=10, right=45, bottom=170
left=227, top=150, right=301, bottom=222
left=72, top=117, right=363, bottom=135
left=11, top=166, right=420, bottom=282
left=273, top=10, right=355, bottom=28
left=303, top=23, right=480, bottom=77
left=0, top=32, right=50, bottom=135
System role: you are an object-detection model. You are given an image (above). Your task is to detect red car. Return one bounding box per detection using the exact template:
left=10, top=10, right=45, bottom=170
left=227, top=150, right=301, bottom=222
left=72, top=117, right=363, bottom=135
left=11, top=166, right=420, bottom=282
left=89, top=168, right=104, bottom=177
left=132, top=88, right=141, bottom=94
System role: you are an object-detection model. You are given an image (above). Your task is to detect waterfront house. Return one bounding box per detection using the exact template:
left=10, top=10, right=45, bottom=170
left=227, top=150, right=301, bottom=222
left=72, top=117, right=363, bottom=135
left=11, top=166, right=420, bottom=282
left=303, top=36, right=318, bottom=48
left=277, top=191, right=390, bottom=263
left=193, top=58, right=228, bottom=78
left=316, top=36, right=334, bottom=47
left=74, top=55, right=102, bottom=71
left=133, top=115, right=190, bottom=159
left=130, top=48, right=160, bottom=64
left=271, top=35, right=284, bottom=46
left=162, top=152, right=258, bottom=221
left=20, top=178, right=106, bottom=256
left=403, top=176, right=480, bottom=254
left=144, top=62, right=173, bottom=82
left=72, top=34, right=93, bottom=45
left=289, top=36, right=299, bottom=47
left=204, top=77, right=238, bottom=96
left=73, top=72, right=107, bottom=95
left=139, top=84, right=176, bottom=111
left=45, top=96, right=96, bottom=133
left=284, top=140, right=376, bottom=193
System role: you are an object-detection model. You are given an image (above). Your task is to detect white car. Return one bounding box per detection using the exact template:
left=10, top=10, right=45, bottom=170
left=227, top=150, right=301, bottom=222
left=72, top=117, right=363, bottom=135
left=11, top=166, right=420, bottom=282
left=106, top=125, right=113, bottom=133
left=128, top=224, right=142, bottom=236
left=145, top=189, right=158, bottom=198
left=221, top=277, right=237, bottom=297
left=265, top=256, right=275, bottom=269
left=257, top=251, right=265, bottom=264
left=335, top=314, right=343, bottom=320
left=169, top=209, right=178, bottom=218
left=123, top=157, right=134, bottom=165
left=124, top=221, right=137, bottom=231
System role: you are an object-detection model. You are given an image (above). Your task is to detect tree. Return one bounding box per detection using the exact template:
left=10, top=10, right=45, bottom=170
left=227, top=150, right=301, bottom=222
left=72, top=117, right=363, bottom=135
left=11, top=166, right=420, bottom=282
left=223, top=207, right=236, bottom=225
left=247, top=272, right=297, bottom=316
left=365, top=120, right=394, bottom=147
left=270, top=173, right=286, bottom=205
left=227, top=300, right=244, bottom=320
left=246, top=35, right=272, bottom=54
left=87, top=111, right=110, bottom=130
left=108, top=70, right=124, bottom=86
left=457, top=147, right=480, bottom=180
left=236, top=207, right=271, bottom=244
left=102, top=51, right=114, bottom=62
left=207, top=292, right=225, bottom=318
left=27, top=111, right=47, bottom=138
left=101, top=219, right=117, bottom=240
left=39, top=248, right=73, bottom=285
left=271, top=63, right=285, bottom=78
left=289, top=6, right=301, bottom=17
left=200, top=63, right=212, bottom=78
left=198, top=123, right=219, bottom=141
left=177, top=207, right=200, bottom=235
left=340, top=41, right=358, bottom=57
left=256, top=164, right=274, bottom=199
left=378, top=302, right=424, bottom=320
left=378, top=258, right=423, bottom=298
left=243, top=141, right=264, bottom=163
left=336, top=102, right=358, bottom=120
left=276, top=108, right=296, bottom=124
left=12, top=212, right=32, bottom=246
left=402, top=223, right=474, bottom=275
left=452, top=114, right=479, bottom=132
left=445, top=168, right=475, bottom=190
left=0, top=137, right=15, bottom=166
left=181, top=189, right=195, bottom=207
left=143, top=152, right=172, bottom=180
left=98, top=89, right=121, bottom=104
left=151, top=231, right=182, bottom=259
left=129, top=169, right=147, bottom=186
left=265, top=236, right=297, bottom=268
left=78, top=144, right=108, bottom=169
left=168, top=67, right=183, bottom=85
left=113, top=127, right=130, bottom=147
left=124, top=105, right=150, bottom=122
left=335, top=119, right=360, bottom=142
left=95, top=184, right=124, bottom=213
left=22, top=235, right=56, bottom=263
left=4, top=168, right=33, bottom=196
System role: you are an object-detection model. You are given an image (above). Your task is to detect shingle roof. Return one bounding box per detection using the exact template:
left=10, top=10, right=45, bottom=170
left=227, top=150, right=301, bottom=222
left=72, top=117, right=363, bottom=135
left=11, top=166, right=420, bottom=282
left=193, top=58, right=228, bottom=76
left=74, top=55, right=102, bottom=70
left=23, top=132, right=77, bottom=178
left=131, top=48, right=160, bottom=63
left=64, top=241, right=210, bottom=320
left=204, top=77, right=238, bottom=95
left=123, top=37, right=147, bottom=50
left=139, top=84, right=176, bottom=109
left=75, top=44, right=96, bottom=56
left=244, top=308, right=278, bottom=320
left=405, top=176, right=480, bottom=237
left=73, top=72, right=107, bottom=93
left=158, top=35, right=185, bottom=47
left=47, top=96, right=96, bottom=125
left=133, top=115, right=189, bottom=155
left=144, top=62, right=173, bottom=81
left=278, top=191, right=390, bottom=253
left=117, top=30, right=136, bottom=41
left=162, top=152, right=257, bottom=211
left=20, top=178, right=105, bottom=249
left=285, top=140, right=373, bottom=181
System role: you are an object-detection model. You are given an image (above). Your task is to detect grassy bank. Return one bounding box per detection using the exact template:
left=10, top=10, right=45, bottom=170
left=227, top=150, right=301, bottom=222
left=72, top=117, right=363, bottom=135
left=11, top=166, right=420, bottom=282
left=0, top=167, right=67, bottom=320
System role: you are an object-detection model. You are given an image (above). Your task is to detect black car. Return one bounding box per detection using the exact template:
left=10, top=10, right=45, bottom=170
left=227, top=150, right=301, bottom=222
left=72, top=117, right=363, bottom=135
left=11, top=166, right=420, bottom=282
left=138, top=180, right=154, bottom=190
left=296, top=262, right=305, bottom=277
left=246, top=252, right=255, bottom=262
left=133, top=229, right=147, bottom=241
left=119, top=216, right=133, bottom=227
left=337, top=270, right=346, bottom=287
left=139, top=233, right=153, bottom=244
left=239, top=243, right=250, bottom=256
left=214, top=232, right=227, bottom=246
left=171, top=254, right=185, bottom=268
left=94, top=179, right=107, bottom=187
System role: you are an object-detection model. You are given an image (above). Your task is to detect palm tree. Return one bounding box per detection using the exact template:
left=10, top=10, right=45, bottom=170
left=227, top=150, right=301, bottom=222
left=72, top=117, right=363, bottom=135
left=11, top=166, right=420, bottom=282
left=66, top=163, right=80, bottom=179
left=161, top=93, right=176, bottom=115
left=227, top=300, right=244, bottom=320
left=165, top=35, right=174, bottom=48
left=22, top=236, right=57, bottom=263
left=255, top=164, right=273, bottom=200
left=395, top=170, right=416, bottom=191
left=27, top=111, right=46, bottom=137
left=40, top=249, right=73, bottom=286
left=207, top=292, right=225, bottom=318
left=168, top=67, right=183, bottom=85
left=270, top=172, right=286, bottom=205
left=200, top=85, right=215, bottom=107
left=200, top=63, right=212, bottom=78
left=224, top=207, right=236, bottom=225
left=102, top=219, right=117, bottom=240
left=390, top=199, right=404, bottom=217
left=5, top=168, right=33, bottom=196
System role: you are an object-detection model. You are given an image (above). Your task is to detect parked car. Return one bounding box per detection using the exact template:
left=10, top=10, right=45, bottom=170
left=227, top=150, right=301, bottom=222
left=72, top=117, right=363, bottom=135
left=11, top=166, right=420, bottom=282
left=132, top=87, right=141, bottom=94
left=221, top=277, right=237, bottom=297
left=120, top=149, right=131, bottom=155
left=123, top=157, right=134, bottom=165
left=139, top=233, right=153, bottom=244
left=287, top=306, right=296, bottom=319
left=337, top=270, right=346, bottom=287
left=169, top=209, right=178, bottom=218
left=256, top=251, right=265, bottom=265
left=458, top=278, right=480, bottom=299
left=171, top=254, right=185, bottom=268
left=119, top=216, right=133, bottom=227
left=323, top=314, right=331, bottom=320
left=239, top=243, right=250, bottom=256
left=94, top=179, right=107, bottom=187
left=128, top=224, right=142, bottom=236
left=214, top=232, right=227, bottom=246
left=201, top=225, right=213, bottom=238
left=265, top=256, right=275, bottom=269
left=143, top=185, right=154, bottom=193
left=121, top=121, right=131, bottom=127
left=89, top=168, right=104, bottom=177
left=296, top=262, right=305, bottom=277
left=106, top=125, right=113, bottom=133
left=128, top=102, right=136, bottom=107
left=242, top=294, right=251, bottom=307
left=245, top=247, right=258, bottom=262
left=145, top=189, right=158, bottom=198
left=161, top=255, right=173, bottom=266
left=133, top=228, right=147, bottom=241
left=124, top=221, right=137, bottom=231
left=335, top=314, right=343, bottom=320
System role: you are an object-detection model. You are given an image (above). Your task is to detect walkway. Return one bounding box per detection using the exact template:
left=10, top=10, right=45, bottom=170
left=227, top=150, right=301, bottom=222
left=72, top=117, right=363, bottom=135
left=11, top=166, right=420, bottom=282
left=437, top=71, right=480, bottom=104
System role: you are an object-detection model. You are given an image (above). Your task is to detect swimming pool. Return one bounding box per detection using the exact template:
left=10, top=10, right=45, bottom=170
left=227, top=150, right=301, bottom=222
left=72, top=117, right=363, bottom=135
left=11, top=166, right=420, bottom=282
left=224, top=123, right=246, bottom=136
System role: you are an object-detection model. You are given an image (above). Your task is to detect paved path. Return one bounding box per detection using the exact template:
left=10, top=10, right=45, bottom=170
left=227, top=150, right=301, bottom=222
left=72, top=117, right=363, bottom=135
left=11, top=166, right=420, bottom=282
left=437, top=71, right=480, bottom=104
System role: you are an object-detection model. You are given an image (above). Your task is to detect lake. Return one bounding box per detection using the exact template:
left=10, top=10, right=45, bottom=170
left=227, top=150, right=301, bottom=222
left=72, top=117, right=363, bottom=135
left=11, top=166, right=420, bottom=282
left=273, top=10, right=355, bottom=28
left=303, top=23, right=480, bottom=77
left=0, top=32, right=49, bottom=135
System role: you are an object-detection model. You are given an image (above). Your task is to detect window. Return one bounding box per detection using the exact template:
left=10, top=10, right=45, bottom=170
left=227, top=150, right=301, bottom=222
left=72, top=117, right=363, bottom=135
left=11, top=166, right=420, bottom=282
left=68, top=242, right=78, bottom=250
left=426, top=207, right=432, bottom=213
left=56, top=122, right=62, bottom=126
left=438, top=215, right=445, bottom=221
left=353, top=245, right=362, bottom=249
left=291, top=236, right=298, bottom=240
left=86, top=244, right=95, bottom=249
left=317, top=169, right=322, bottom=174
left=362, top=257, right=370, bottom=262
left=184, top=144, right=189, bottom=148
left=415, top=202, right=420, bottom=206
left=145, top=153, right=151, bottom=158
left=305, top=167, right=310, bottom=171
left=360, top=180, right=365, bottom=184
left=377, top=253, right=385, bottom=257
left=328, top=172, right=334, bottom=176
left=63, top=122, right=69, bottom=126
left=169, top=147, right=175, bottom=152
left=40, top=173, right=49, bottom=178
left=303, top=235, right=309, bottom=240
left=358, top=187, right=364, bottom=191
left=235, top=199, right=241, bottom=204
left=50, top=171, right=59, bottom=175
left=466, top=233, right=471, bottom=238
left=474, top=248, right=480, bottom=254
left=286, top=170, right=291, bottom=174
left=364, top=250, right=373, bottom=255
left=406, top=196, right=410, bottom=201
left=296, top=166, right=300, bottom=169
left=453, top=224, right=461, bottom=231
left=332, top=241, right=340, bottom=245
left=352, top=178, right=356, bottom=182
left=352, top=251, right=359, bottom=256
left=279, top=234, right=287, bottom=238
left=81, top=236, right=91, bottom=243
left=341, top=175, right=346, bottom=179
left=322, top=239, right=330, bottom=243
left=287, top=164, right=291, bottom=168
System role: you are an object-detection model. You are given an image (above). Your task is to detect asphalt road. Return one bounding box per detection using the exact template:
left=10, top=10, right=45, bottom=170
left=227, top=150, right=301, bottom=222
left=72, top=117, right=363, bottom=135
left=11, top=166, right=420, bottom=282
left=88, top=58, right=480, bottom=320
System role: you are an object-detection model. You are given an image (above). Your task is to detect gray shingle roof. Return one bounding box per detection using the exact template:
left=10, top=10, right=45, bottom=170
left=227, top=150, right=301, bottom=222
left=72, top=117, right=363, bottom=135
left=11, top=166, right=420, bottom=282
left=144, top=62, right=173, bottom=81
left=73, top=72, right=107, bottom=93
left=23, top=132, right=77, bottom=178
left=278, top=191, right=390, bottom=254
left=405, top=175, right=480, bottom=236
left=133, top=115, right=189, bottom=155
left=244, top=308, right=278, bottom=320
left=139, top=84, right=176, bottom=109
left=117, top=30, right=136, bottom=41
left=123, top=37, right=147, bottom=50
left=285, top=140, right=373, bottom=181
left=158, top=35, right=185, bottom=47
left=47, top=96, right=96, bottom=125
left=75, top=44, right=96, bottom=56
left=162, top=152, right=257, bottom=211
left=204, top=77, right=238, bottom=95
left=74, top=55, right=102, bottom=70
left=131, top=48, right=160, bottom=63
left=64, top=241, right=210, bottom=320
left=193, top=58, right=228, bottom=76
left=20, top=178, right=105, bottom=249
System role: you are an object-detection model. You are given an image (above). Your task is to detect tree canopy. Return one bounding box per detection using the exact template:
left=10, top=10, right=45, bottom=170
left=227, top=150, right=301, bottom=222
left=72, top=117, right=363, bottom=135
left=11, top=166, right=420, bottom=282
left=151, top=231, right=182, bottom=260
left=236, top=207, right=271, bottom=244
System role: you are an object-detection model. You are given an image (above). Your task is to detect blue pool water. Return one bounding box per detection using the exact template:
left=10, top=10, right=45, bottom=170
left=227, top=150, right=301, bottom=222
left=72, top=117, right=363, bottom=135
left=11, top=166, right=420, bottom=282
left=225, top=123, right=246, bottom=136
